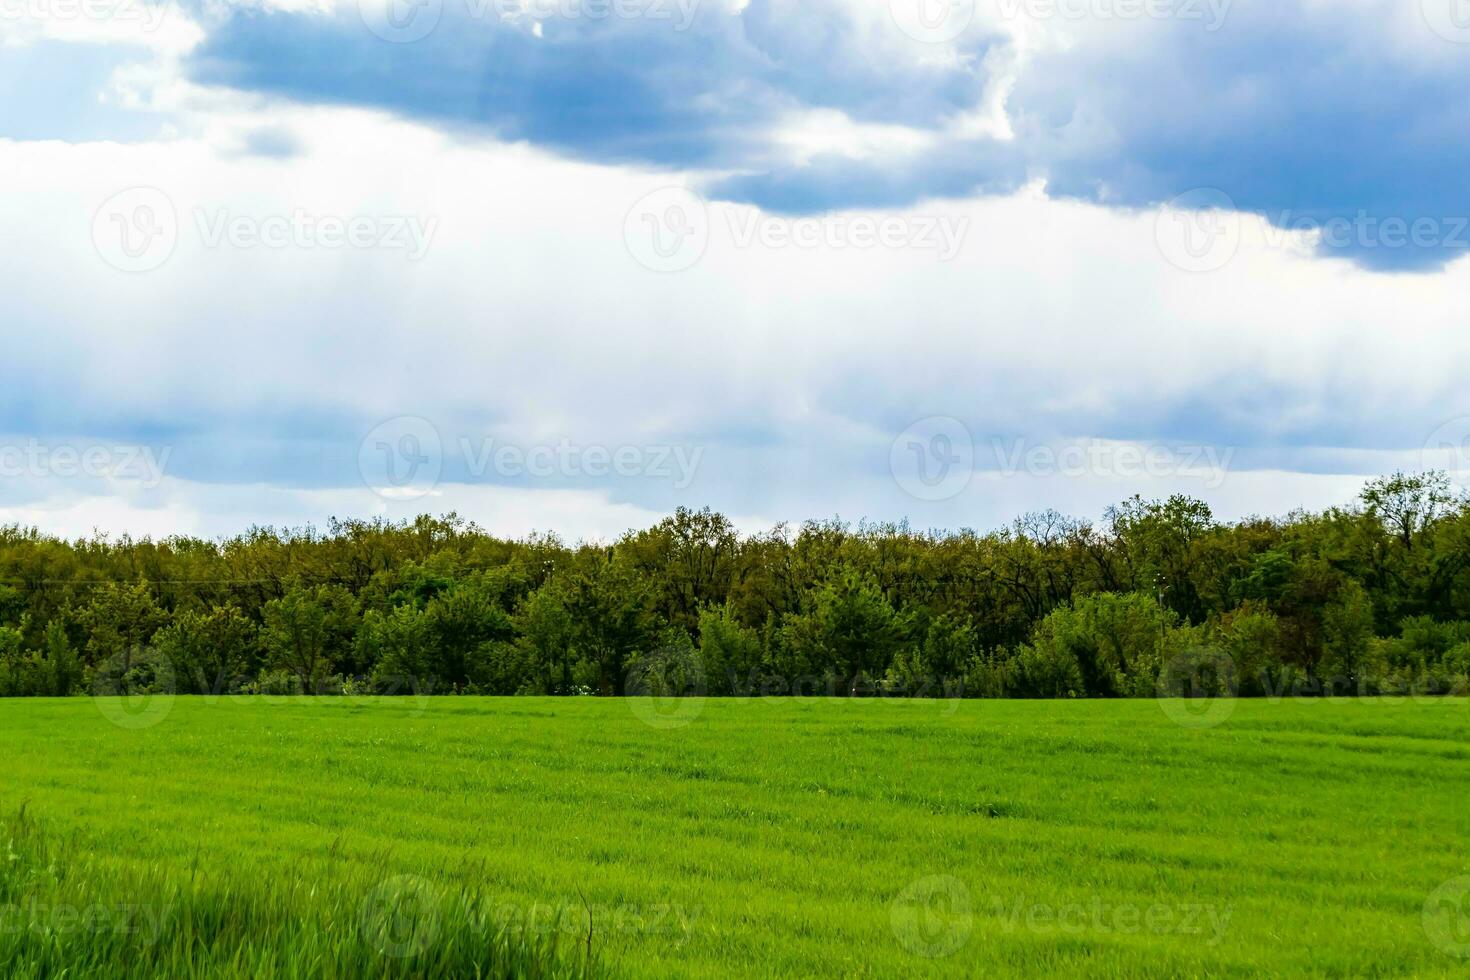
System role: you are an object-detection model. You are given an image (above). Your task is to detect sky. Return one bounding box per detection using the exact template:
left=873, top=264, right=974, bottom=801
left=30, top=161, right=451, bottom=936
left=4, top=0, right=1470, bottom=541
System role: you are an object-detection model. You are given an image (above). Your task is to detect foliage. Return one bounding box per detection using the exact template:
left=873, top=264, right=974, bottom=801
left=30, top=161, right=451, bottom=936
left=0, top=807, right=596, bottom=979
left=0, top=478, right=1467, bottom=700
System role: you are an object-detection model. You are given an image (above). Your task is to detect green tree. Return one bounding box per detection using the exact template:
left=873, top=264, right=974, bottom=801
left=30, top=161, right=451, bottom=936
left=1023, top=592, right=1171, bottom=697
left=697, top=603, right=764, bottom=695
left=1321, top=580, right=1376, bottom=693
left=79, top=581, right=166, bottom=672
left=421, top=578, right=515, bottom=689
left=1210, top=603, right=1282, bottom=697
left=35, top=620, right=84, bottom=696
left=622, top=508, right=738, bottom=635
left=261, top=583, right=359, bottom=690
left=515, top=583, right=578, bottom=695
left=361, top=603, right=433, bottom=690
left=1361, top=471, right=1458, bottom=552
left=781, top=572, right=908, bottom=694
left=153, top=604, right=256, bottom=695
left=563, top=551, right=658, bottom=695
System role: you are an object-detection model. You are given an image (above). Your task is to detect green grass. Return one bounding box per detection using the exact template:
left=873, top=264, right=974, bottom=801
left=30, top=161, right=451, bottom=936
left=0, top=803, right=593, bottom=979
left=2, top=695, right=1469, bottom=977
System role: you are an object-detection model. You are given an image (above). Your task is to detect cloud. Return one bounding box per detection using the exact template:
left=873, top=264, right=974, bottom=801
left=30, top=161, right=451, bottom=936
left=6, top=1, right=1470, bottom=539
left=1000, top=4, right=1470, bottom=271
left=174, top=1, right=1470, bottom=270
left=237, top=124, right=302, bottom=157
left=3, top=102, right=1469, bottom=539
left=186, top=0, right=995, bottom=168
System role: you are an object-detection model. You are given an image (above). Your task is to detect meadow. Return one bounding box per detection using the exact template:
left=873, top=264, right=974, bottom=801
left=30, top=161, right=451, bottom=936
left=3, top=695, right=1469, bottom=977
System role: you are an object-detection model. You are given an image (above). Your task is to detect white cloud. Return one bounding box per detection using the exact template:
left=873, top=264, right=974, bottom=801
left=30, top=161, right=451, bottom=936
left=3, top=69, right=1470, bottom=538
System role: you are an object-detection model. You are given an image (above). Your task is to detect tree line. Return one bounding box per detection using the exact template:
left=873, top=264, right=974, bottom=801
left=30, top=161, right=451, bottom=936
left=2, top=472, right=1469, bottom=700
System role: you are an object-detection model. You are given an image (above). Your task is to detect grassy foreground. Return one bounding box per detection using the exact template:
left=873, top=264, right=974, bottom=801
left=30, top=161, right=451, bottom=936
left=2, top=695, right=1469, bottom=977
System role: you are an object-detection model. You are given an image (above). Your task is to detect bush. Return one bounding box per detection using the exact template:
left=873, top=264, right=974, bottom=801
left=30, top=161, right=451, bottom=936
left=1019, top=593, right=1171, bottom=698
left=0, top=621, right=83, bottom=697
left=1011, top=642, right=1083, bottom=699
left=697, top=604, right=763, bottom=696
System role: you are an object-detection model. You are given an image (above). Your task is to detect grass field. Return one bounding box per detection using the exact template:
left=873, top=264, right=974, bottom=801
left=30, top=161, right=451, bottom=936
left=3, top=695, right=1470, bottom=977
